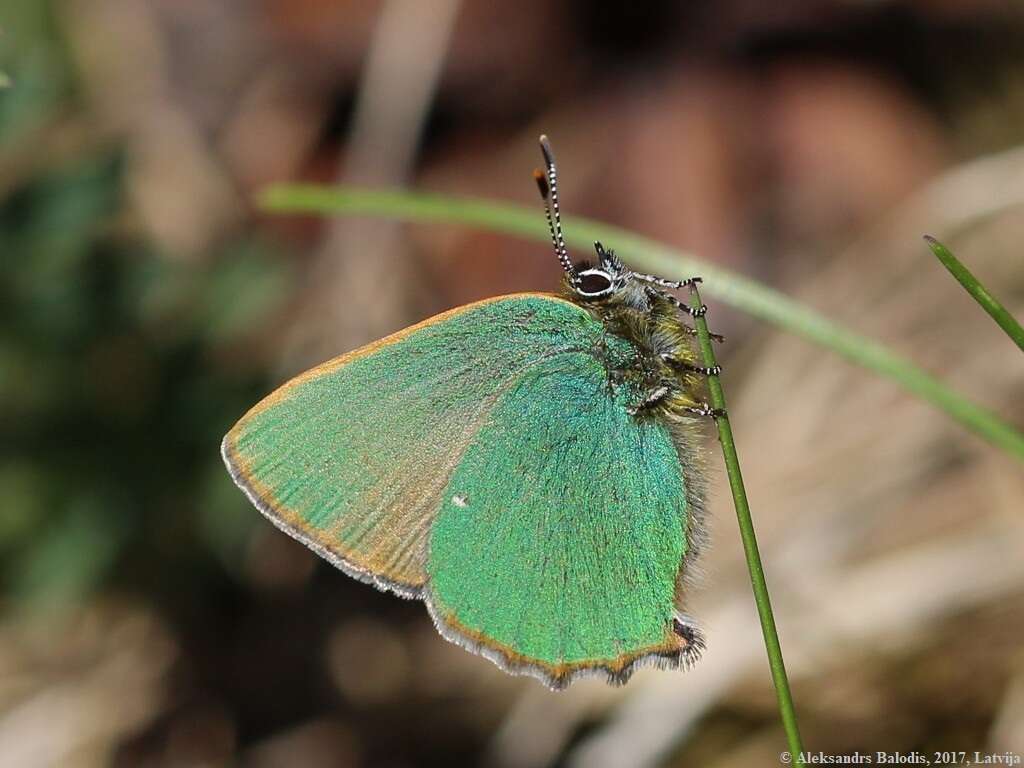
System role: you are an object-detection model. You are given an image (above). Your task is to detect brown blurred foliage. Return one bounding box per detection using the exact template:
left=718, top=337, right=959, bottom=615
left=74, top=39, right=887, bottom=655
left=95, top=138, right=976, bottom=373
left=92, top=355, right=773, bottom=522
left=2, top=1, right=1023, bottom=766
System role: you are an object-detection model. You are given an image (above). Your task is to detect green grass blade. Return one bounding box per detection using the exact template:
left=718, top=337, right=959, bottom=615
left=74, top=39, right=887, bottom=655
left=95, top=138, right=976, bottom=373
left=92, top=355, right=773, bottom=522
left=260, top=185, right=1024, bottom=461
left=690, top=285, right=806, bottom=765
left=924, top=235, right=1024, bottom=354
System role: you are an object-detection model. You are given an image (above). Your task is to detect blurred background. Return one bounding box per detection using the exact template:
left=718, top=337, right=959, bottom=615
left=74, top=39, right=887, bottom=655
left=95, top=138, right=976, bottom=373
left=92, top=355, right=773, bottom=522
left=2, top=1, right=1024, bottom=766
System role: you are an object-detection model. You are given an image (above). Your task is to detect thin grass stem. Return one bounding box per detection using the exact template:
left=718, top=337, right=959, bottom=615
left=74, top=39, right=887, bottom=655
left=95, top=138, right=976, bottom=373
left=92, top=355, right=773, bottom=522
left=924, top=235, right=1024, bottom=353
left=689, top=283, right=806, bottom=766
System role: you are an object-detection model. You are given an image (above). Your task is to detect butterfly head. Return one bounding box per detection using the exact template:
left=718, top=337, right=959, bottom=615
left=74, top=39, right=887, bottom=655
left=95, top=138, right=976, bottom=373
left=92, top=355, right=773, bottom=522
left=536, top=137, right=647, bottom=305
left=534, top=136, right=636, bottom=303
left=573, top=242, right=630, bottom=300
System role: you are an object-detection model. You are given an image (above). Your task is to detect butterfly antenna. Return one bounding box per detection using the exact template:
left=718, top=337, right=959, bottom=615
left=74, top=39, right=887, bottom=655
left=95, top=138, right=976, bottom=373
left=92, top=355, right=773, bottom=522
left=534, top=135, right=578, bottom=286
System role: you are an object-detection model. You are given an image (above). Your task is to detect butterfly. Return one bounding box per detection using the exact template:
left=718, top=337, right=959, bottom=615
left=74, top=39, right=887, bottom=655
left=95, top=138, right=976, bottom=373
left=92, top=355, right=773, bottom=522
left=222, top=136, right=721, bottom=689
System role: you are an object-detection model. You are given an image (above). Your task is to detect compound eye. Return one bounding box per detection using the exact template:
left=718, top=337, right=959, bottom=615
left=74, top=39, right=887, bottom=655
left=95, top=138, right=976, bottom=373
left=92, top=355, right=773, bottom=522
left=577, top=269, right=614, bottom=297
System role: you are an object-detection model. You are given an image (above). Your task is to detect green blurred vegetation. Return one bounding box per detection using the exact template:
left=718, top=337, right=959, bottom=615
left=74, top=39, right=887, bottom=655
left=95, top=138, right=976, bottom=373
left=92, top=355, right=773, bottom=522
left=0, top=1, right=292, bottom=609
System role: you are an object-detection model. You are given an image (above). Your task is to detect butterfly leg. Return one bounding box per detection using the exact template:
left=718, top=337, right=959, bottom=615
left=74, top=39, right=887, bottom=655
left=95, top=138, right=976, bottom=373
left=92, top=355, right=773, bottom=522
left=685, top=401, right=726, bottom=419
left=626, top=383, right=672, bottom=415
left=660, top=353, right=721, bottom=377
left=641, top=287, right=724, bottom=339
left=634, top=273, right=702, bottom=290
left=650, top=286, right=706, bottom=318
left=679, top=323, right=726, bottom=343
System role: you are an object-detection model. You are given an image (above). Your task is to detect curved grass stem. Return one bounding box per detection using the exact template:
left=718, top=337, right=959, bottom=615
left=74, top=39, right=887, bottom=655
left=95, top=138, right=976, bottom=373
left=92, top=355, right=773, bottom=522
left=689, top=284, right=806, bottom=765
left=259, top=185, right=1024, bottom=462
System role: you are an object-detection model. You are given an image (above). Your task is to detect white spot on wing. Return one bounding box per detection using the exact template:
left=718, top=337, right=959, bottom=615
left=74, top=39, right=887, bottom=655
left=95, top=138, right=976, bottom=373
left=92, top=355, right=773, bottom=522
left=452, top=494, right=469, bottom=508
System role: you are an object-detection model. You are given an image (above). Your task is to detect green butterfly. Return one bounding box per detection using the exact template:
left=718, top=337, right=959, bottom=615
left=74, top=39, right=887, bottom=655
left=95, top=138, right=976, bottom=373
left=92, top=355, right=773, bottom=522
left=223, top=137, right=719, bottom=689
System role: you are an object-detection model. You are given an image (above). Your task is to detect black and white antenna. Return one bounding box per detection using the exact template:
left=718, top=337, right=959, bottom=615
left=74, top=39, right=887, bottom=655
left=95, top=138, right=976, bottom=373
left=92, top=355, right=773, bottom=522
left=533, top=135, right=579, bottom=286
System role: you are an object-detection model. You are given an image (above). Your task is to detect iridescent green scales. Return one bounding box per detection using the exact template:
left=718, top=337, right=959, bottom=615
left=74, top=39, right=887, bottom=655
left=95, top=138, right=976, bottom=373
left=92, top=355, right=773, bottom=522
left=223, top=293, right=705, bottom=688
left=224, top=134, right=713, bottom=689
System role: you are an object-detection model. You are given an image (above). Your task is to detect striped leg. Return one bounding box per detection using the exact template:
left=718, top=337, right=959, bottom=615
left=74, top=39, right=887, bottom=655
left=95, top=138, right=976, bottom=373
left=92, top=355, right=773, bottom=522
left=634, top=274, right=703, bottom=290
left=678, top=323, right=726, bottom=343
left=644, top=286, right=707, bottom=319
left=661, top=353, right=721, bottom=376
left=626, top=383, right=672, bottom=416
left=685, top=401, right=726, bottom=419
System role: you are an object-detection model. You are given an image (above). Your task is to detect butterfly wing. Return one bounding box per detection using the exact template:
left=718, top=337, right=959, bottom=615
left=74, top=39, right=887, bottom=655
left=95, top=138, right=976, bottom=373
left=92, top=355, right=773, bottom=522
left=224, top=292, right=704, bottom=687
left=222, top=293, right=611, bottom=596
left=425, top=349, right=704, bottom=689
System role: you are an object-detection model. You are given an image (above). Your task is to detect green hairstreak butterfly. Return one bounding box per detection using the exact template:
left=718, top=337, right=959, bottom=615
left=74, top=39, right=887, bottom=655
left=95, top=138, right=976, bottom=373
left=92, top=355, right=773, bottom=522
left=222, top=136, right=721, bottom=689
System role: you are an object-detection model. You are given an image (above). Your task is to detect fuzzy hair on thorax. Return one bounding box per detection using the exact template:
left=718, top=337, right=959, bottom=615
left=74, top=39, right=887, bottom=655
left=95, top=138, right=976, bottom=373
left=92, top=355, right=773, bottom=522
left=560, top=273, right=706, bottom=419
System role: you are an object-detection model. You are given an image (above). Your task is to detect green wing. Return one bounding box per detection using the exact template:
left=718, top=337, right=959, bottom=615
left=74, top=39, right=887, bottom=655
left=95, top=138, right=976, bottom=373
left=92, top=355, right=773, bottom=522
left=222, top=293, right=704, bottom=687
left=222, top=294, right=612, bottom=595
left=426, top=351, right=703, bottom=688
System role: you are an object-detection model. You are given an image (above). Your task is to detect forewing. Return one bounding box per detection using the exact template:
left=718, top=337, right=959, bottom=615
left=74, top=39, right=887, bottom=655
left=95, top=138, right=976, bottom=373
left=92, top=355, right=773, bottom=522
left=222, top=294, right=598, bottom=596
left=426, top=351, right=699, bottom=688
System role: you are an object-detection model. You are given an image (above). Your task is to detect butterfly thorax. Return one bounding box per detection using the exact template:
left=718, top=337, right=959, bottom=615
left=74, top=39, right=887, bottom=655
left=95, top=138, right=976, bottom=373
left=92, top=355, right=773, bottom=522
left=561, top=273, right=705, bottom=420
